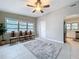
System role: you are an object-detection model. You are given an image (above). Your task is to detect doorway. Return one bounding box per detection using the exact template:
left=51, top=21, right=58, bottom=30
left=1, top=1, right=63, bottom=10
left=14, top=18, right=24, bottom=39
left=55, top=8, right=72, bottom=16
left=64, top=15, right=79, bottom=45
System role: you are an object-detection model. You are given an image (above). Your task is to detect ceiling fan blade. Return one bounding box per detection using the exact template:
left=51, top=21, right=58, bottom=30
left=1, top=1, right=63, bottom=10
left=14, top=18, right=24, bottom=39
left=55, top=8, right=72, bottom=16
left=40, top=10, right=44, bottom=13
left=27, top=5, right=34, bottom=7
left=43, top=5, right=50, bottom=8
left=32, top=10, right=36, bottom=13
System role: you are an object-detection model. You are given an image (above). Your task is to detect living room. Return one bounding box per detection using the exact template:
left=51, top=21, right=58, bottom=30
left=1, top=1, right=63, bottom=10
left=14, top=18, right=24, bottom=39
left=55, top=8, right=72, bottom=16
left=0, top=0, right=79, bottom=59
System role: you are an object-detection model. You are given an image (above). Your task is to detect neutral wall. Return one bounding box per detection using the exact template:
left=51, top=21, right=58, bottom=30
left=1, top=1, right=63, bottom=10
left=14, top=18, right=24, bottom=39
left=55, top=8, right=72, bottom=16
left=37, top=1, right=79, bottom=43
left=37, top=17, right=46, bottom=38
left=0, top=11, right=37, bottom=40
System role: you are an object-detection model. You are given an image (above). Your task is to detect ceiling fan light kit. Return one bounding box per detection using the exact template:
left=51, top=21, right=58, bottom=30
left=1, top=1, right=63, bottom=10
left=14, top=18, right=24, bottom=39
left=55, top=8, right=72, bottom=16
left=27, top=0, right=50, bottom=13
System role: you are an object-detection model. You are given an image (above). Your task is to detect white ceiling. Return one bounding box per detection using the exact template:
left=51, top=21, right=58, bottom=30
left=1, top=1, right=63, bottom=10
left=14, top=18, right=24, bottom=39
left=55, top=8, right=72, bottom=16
left=0, top=0, right=79, bottom=17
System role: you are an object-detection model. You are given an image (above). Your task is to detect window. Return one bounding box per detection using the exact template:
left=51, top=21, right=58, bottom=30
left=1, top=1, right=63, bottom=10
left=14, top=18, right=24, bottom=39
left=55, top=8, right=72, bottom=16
left=6, top=18, right=18, bottom=32
left=66, top=24, right=71, bottom=30
left=28, top=23, right=34, bottom=31
left=6, top=18, right=35, bottom=33
left=72, top=23, right=78, bottom=30
left=19, top=22, right=27, bottom=32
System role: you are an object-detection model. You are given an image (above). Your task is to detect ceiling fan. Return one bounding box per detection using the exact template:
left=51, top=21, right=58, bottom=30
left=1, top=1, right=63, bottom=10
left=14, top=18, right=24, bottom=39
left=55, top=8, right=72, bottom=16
left=27, top=0, right=50, bottom=13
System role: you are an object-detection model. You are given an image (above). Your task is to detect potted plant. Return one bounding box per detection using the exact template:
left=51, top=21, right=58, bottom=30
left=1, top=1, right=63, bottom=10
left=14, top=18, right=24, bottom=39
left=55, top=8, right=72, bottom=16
left=0, top=23, right=6, bottom=45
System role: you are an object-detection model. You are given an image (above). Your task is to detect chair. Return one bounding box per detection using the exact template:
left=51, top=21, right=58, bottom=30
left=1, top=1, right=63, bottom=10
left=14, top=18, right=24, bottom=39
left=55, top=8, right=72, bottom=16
left=25, top=31, right=28, bottom=35
left=24, top=31, right=29, bottom=40
left=19, top=31, right=25, bottom=41
left=10, top=31, right=18, bottom=44
left=28, top=30, right=35, bottom=39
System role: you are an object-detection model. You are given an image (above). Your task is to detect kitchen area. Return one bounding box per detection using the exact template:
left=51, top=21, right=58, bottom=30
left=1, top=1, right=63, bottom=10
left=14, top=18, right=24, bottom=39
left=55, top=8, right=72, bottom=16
left=65, top=15, right=79, bottom=43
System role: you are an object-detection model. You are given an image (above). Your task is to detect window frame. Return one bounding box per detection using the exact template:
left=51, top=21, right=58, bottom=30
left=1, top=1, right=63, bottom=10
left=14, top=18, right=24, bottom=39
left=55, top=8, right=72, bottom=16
left=5, top=18, right=35, bottom=33
left=5, top=18, right=18, bottom=33
left=27, top=22, right=34, bottom=32
left=71, top=23, right=79, bottom=30
left=65, top=23, right=71, bottom=30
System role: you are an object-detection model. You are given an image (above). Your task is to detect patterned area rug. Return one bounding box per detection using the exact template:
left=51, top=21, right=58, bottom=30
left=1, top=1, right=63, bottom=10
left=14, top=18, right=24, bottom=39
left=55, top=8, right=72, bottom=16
left=24, top=39, right=62, bottom=59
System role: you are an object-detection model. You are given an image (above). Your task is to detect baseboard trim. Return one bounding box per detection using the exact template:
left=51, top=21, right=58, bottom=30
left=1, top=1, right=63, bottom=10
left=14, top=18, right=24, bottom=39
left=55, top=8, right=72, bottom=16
left=36, top=37, right=64, bottom=44
left=46, top=39, right=64, bottom=44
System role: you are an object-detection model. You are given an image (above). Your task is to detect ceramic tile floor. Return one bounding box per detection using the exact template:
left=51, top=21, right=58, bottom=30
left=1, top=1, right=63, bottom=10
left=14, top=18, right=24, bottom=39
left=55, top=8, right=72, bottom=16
left=0, top=39, right=79, bottom=59
left=66, top=38, right=79, bottom=59
left=0, top=44, right=37, bottom=59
